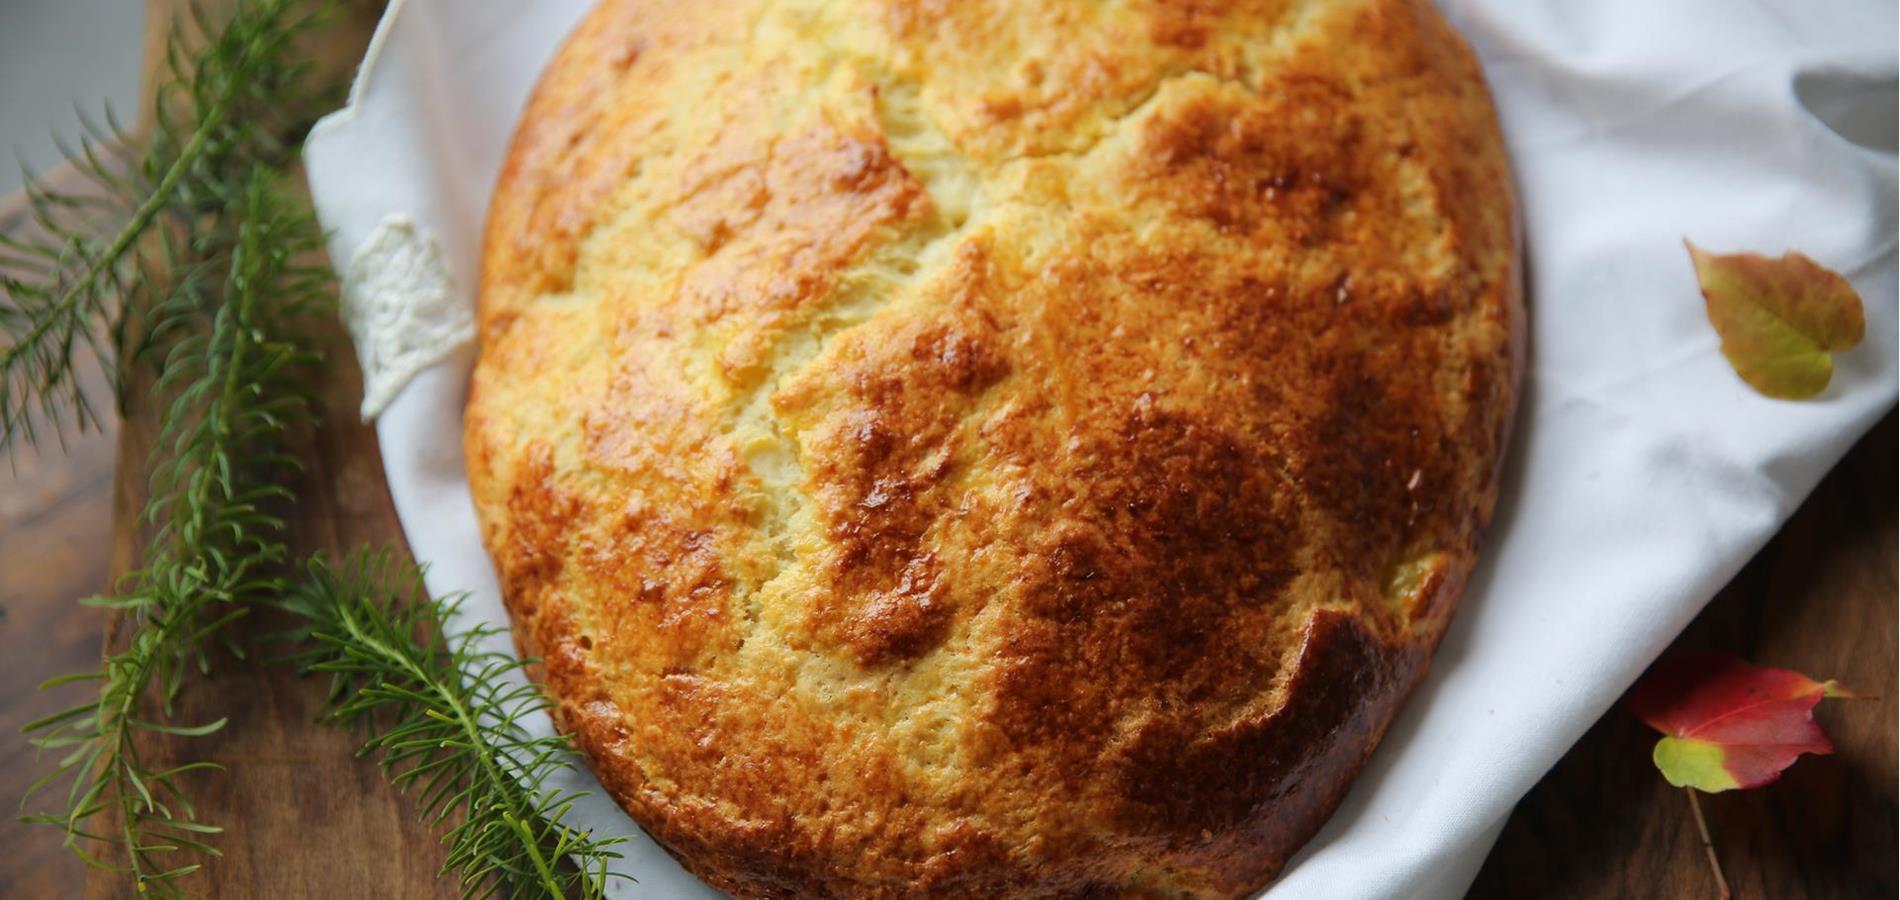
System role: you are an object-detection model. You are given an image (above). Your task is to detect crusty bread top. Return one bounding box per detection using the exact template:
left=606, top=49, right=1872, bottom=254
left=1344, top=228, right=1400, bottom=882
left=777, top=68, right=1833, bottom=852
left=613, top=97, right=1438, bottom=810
left=465, top=0, right=1521, bottom=896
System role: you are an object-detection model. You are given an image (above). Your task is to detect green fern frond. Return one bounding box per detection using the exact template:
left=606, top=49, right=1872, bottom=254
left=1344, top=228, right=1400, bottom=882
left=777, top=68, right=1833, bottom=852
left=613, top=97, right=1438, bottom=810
left=279, top=550, right=628, bottom=900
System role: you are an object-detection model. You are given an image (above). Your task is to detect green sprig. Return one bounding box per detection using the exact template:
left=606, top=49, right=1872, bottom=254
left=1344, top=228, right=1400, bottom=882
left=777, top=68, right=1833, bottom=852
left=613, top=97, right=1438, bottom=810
left=21, top=172, right=327, bottom=898
left=278, top=551, right=628, bottom=900
left=0, top=0, right=332, bottom=457
left=13, top=2, right=628, bottom=896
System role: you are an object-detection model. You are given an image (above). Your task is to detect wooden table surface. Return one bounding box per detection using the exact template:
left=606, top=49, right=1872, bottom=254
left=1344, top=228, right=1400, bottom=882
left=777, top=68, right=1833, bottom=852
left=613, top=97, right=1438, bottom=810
left=1, top=3, right=1893, bottom=897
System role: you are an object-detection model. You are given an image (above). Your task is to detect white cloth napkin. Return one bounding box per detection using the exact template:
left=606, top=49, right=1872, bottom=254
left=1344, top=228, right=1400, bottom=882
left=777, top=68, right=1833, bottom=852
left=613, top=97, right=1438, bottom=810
left=304, top=1, right=1898, bottom=897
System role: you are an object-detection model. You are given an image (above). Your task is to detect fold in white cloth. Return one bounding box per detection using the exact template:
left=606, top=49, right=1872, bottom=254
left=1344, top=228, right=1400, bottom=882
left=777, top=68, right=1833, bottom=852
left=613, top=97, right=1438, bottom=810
left=305, top=1, right=1898, bottom=896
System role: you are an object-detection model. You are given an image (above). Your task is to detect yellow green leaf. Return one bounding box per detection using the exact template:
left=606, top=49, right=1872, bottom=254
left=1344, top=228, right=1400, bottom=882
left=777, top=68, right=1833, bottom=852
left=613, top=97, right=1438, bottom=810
left=1652, top=737, right=1742, bottom=792
left=1687, top=242, right=1865, bottom=399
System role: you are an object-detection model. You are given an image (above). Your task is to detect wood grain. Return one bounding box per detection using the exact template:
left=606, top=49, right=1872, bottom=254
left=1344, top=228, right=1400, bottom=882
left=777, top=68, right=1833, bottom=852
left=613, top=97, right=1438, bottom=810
left=0, top=1, right=1892, bottom=897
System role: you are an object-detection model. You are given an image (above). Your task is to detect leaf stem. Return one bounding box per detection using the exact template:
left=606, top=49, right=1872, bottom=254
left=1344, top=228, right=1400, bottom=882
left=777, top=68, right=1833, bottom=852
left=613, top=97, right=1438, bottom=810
left=1685, top=788, right=1731, bottom=900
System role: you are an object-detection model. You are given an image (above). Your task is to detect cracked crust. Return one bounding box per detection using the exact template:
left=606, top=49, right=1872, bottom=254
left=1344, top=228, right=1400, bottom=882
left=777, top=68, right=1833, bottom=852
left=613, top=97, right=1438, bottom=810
left=465, top=0, right=1522, bottom=896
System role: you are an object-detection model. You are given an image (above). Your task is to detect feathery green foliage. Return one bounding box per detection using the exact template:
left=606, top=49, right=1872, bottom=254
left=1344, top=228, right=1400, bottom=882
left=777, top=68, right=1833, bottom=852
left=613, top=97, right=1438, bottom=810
left=20, top=173, right=329, bottom=897
left=14, top=2, right=628, bottom=896
left=0, top=0, right=333, bottom=456
left=278, top=551, right=627, bottom=900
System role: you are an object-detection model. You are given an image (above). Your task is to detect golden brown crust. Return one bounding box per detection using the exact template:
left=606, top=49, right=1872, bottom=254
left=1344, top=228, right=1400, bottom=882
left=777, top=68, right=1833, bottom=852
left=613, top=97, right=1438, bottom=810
left=466, top=0, right=1521, bottom=895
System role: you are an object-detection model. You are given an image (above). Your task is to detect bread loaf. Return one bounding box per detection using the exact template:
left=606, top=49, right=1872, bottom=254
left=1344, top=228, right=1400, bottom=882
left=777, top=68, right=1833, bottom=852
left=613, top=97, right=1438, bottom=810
left=466, top=0, right=1521, bottom=895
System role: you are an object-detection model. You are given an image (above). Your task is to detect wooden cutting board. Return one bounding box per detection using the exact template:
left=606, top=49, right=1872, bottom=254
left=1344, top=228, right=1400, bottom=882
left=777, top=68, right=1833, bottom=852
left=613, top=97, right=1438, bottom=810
left=0, top=1, right=1889, bottom=897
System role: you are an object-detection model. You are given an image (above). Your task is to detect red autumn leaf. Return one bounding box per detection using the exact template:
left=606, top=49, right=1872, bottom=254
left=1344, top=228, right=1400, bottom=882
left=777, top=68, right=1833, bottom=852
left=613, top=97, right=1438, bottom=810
left=1627, top=652, right=1857, bottom=792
